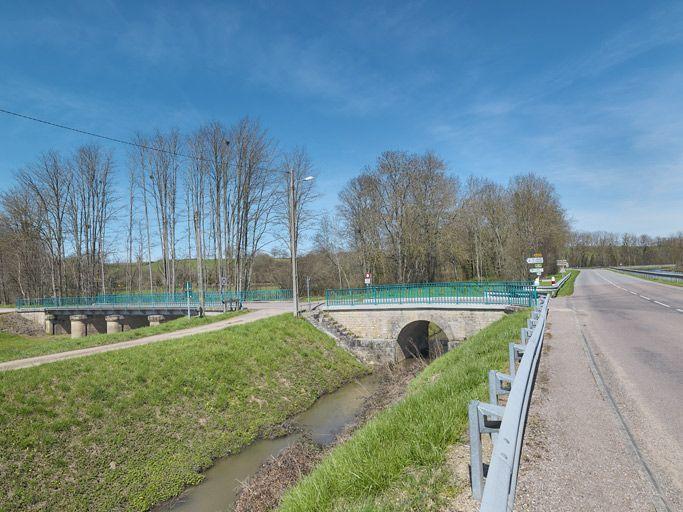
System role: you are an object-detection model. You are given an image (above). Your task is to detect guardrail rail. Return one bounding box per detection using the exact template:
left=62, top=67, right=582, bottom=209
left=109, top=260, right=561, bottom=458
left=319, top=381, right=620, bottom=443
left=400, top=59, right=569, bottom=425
left=468, top=294, right=549, bottom=510
left=535, top=271, right=572, bottom=296
left=609, top=266, right=683, bottom=284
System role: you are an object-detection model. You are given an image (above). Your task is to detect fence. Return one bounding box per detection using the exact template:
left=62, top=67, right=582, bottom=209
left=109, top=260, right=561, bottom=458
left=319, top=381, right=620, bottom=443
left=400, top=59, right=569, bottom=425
left=325, top=281, right=538, bottom=308
left=610, top=266, right=683, bottom=284
left=16, top=289, right=293, bottom=310
left=468, top=293, right=549, bottom=510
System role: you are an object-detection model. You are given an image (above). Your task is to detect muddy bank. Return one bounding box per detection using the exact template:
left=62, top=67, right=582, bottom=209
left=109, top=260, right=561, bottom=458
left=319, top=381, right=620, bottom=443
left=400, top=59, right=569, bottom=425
left=0, top=312, right=44, bottom=336
left=234, top=359, right=426, bottom=512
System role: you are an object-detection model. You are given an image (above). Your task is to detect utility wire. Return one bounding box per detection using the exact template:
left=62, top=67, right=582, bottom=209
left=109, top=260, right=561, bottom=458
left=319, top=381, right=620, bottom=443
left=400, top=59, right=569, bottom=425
left=0, top=107, right=212, bottom=163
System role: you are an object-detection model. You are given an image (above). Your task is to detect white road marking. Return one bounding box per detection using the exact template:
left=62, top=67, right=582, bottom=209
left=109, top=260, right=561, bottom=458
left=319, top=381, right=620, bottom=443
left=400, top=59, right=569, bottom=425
left=598, top=271, right=679, bottom=312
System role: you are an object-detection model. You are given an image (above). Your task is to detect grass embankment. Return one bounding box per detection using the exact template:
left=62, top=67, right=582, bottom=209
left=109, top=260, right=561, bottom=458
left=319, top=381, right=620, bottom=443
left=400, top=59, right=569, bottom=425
left=0, top=314, right=367, bottom=511
left=555, top=269, right=580, bottom=297
left=278, top=309, right=530, bottom=512
left=0, top=310, right=246, bottom=363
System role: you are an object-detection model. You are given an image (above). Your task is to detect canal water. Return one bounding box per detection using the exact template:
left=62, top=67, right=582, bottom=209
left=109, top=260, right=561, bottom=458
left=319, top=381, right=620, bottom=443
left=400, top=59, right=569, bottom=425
left=156, top=372, right=382, bottom=512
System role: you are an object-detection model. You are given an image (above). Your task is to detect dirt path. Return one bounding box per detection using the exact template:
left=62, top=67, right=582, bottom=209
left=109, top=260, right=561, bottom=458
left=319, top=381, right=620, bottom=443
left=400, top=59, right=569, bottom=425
left=0, top=306, right=289, bottom=372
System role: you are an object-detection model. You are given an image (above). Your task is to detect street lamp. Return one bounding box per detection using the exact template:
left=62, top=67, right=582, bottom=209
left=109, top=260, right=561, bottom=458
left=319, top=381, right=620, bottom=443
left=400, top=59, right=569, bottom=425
left=286, top=170, right=314, bottom=317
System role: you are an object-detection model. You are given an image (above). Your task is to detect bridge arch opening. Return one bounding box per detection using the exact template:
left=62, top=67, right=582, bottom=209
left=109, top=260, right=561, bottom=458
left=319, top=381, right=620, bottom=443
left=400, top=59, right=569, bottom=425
left=397, top=320, right=449, bottom=360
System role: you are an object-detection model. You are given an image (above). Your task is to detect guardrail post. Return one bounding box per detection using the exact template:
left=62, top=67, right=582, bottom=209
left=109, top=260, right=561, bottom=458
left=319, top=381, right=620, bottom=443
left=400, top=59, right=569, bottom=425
left=520, top=327, right=531, bottom=344
left=469, top=400, right=506, bottom=501
left=508, top=343, right=526, bottom=378
left=488, top=370, right=513, bottom=406
left=469, top=400, right=485, bottom=500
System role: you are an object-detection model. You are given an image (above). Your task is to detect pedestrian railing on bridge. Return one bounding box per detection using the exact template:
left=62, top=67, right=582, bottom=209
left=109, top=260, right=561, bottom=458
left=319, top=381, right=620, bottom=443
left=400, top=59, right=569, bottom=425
left=325, top=280, right=537, bottom=308
left=15, top=289, right=293, bottom=310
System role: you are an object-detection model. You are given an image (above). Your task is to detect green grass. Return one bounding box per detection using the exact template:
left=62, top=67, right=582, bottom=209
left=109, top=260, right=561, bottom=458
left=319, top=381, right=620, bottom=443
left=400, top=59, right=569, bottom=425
left=0, top=310, right=246, bottom=363
left=278, top=309, right=530, bottom=512
left=0, top=314, right=367, bottom=511
left=555, top=269, right=580, bottom=297
left=610, top=269, right=683, bottom=287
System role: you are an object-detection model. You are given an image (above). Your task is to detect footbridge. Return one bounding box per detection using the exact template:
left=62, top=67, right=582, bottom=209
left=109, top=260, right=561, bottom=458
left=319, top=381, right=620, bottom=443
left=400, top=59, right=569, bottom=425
left=15, top=289, right=292, bottom=337
left=315, top=281, right=537, bottom=364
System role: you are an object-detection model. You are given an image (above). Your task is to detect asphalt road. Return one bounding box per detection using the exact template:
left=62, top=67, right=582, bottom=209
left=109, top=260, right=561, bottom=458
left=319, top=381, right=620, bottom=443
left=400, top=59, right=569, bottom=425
left=581, top=269, right=682, bottom=495
left=517, top=269, right=682, bottom=511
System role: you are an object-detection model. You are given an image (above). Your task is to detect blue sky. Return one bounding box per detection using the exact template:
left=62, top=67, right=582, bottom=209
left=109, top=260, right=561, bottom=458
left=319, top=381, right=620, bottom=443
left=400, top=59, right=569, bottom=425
left=1, top=0, right=682, bottom=237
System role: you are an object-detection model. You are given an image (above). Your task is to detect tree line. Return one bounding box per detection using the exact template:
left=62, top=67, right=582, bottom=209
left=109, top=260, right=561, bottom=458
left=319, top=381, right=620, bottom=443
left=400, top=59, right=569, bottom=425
left=329, top=150, right=570, bottom=284
left=566, top=231, right=683, bottom=268
left=0, top=117, right=313, bottom=303
left=1, top=137, right=679, bottom=304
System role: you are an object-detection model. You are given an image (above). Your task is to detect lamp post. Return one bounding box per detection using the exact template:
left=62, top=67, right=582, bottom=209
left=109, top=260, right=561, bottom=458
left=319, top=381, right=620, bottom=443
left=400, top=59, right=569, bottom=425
left=286, top=170, right=314, bottom=317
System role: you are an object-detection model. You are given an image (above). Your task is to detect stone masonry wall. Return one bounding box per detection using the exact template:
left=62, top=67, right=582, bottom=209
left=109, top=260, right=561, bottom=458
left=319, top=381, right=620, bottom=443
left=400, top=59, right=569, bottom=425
left=326, top=307, right=508, bottom=343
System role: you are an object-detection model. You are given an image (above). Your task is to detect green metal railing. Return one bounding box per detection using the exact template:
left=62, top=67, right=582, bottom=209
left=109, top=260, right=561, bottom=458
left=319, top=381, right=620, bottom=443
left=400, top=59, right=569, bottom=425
left=325, top=281, right=537, bottom=307
left=16, top=289, right=293, bottom=310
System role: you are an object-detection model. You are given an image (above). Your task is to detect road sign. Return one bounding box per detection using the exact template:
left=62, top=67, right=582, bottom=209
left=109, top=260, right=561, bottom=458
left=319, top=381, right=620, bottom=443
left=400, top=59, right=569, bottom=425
left=529, top=268, right=544, bottom=274
left=220, top=276, right=228, bottom=286
left=364, top=272, right=372, bottom=285
left=526, top=257, right=544, bottom=264
left=557, top=259, right=568, bottom=266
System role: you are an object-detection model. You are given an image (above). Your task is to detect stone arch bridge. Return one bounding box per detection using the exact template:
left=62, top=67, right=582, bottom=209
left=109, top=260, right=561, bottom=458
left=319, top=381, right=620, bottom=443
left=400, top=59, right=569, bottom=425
left=316, top=281, right=536, bottom=364
left=316, top=303, right=521, bottom=364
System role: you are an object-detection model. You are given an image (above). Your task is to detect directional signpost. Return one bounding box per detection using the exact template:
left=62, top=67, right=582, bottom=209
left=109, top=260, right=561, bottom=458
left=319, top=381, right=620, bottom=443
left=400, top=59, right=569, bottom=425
left=527, top=253, right=544, bottom=286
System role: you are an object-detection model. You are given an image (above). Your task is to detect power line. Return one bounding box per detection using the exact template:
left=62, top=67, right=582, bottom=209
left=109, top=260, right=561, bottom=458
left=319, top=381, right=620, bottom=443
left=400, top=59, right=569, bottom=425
left=0, top=107, right=211, bottom=163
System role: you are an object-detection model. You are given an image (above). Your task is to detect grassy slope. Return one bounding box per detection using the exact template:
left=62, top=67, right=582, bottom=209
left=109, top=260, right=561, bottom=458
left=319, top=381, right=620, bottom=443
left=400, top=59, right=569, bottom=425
left=278, top=310, right=530, bottom=512
left=555, top=269, right=580, bottom=297
left=0, top=315, right=367, bottom=511
left=0, top=310, right=246, bottom=363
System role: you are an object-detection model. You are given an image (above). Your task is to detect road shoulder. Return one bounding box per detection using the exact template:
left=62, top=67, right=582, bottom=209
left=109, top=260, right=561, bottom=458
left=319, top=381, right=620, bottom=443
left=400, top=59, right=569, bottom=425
left=515, top=298, right=660, bottom=511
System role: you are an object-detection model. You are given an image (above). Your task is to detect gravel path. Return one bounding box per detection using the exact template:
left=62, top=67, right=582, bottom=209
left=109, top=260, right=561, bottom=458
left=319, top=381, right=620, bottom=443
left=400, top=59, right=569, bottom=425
left=0, top=305, right=290, bottom=372
left=516, top=269, right=680, bottom=511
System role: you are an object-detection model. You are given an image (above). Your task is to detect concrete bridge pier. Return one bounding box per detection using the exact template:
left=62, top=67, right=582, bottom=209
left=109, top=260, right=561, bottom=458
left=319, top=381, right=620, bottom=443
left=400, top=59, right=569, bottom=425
left=70, top=315, right=88, bottom=338
left=147, top=314, right=165, bottom=327
left=105, top=315, right=124, bottom=334
left=45, top=314, right=56, bottom=335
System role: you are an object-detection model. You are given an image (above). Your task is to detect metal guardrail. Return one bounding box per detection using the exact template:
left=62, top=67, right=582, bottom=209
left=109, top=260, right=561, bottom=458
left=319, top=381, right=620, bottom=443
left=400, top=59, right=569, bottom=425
left=325, top=281, right=538, bottom=308
left=610, top=266, right=683, bottom=284
left=16, top=289, right=293, bottom=310
left=535, top=271, right=572, bottom=296
left=468, top=294, right=549, bottom=510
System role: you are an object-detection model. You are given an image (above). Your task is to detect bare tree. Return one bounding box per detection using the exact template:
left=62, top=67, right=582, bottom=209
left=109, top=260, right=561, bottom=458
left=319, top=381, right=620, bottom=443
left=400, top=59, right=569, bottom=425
left=71, top=145, right=116, bottom=295
left=17, top=152, right=71, bottom=297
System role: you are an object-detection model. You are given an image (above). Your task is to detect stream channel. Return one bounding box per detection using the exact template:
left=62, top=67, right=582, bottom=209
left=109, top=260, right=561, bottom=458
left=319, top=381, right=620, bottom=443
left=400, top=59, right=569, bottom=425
left=156, top=372, right=382, bottom=512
